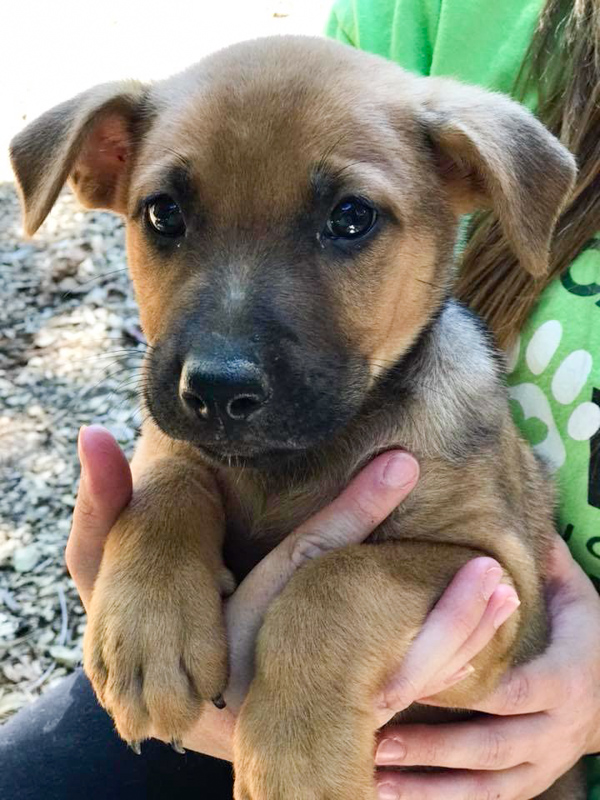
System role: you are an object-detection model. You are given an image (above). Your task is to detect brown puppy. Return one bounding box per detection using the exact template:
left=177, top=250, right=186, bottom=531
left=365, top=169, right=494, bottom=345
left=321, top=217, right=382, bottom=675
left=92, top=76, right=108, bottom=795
left=11, top=36, right=585, bottom=799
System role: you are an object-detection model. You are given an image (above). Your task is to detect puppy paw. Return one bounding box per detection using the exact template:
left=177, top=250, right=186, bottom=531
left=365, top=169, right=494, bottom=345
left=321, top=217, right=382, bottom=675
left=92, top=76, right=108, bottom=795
left=234, top=744, right=377, bottom=800
left=234, top=683, right=377, bottom=800
left=83, top=564, right=227, bottom=744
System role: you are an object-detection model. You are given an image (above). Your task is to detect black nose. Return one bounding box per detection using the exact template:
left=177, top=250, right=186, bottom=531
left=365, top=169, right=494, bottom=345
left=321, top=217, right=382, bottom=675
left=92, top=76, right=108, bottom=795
left=180, top=356, right=270, bottom=423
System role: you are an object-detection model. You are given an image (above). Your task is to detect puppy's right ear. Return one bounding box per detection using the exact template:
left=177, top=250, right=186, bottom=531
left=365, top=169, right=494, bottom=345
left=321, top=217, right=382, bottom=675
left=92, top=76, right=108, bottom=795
left=10, top=80, right=150, bottom=235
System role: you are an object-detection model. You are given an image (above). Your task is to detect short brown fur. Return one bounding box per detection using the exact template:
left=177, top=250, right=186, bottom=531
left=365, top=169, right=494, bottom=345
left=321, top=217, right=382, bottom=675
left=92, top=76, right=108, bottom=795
left=11, top=36, right=584, bottom=799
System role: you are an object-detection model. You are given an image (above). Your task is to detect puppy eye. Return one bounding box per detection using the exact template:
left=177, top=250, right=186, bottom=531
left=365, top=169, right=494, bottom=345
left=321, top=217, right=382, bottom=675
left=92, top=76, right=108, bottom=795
left=325, top=197, right=377, bottom=240
left=146, top=194, right=186, bottom=237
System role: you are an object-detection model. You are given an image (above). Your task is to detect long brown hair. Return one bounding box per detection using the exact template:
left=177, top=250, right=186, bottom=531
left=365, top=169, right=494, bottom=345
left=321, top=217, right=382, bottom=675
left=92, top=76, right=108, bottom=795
left=455, top=0, right=600, bottom=349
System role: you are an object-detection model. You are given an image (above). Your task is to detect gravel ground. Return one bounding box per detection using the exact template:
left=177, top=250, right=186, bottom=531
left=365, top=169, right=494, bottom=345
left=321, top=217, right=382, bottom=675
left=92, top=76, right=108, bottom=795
left=0, top=183, right=143, bottom=719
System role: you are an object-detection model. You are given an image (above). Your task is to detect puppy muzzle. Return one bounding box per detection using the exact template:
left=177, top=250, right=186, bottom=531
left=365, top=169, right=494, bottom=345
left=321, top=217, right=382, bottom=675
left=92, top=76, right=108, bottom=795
left=179, top=355, right=271, bottom=429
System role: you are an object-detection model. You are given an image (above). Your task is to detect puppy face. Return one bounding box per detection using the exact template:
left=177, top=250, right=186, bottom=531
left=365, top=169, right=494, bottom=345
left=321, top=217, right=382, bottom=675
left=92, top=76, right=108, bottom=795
left=127, top=47, right=456, bottom=463
left=10, top=37, right=575, bottom=466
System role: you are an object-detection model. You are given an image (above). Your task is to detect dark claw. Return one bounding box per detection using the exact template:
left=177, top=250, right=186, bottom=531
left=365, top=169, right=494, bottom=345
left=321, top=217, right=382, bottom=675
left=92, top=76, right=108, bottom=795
left=170, top=739, right=185, bottom=754
left=212, top=693, right=226, bottom=709
left=128, top=741, right=142, bottom=755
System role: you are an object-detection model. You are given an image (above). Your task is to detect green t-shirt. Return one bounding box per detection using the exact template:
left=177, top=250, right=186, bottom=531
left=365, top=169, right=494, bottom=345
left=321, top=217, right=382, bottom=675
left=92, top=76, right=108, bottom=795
left=326, top=1, right=600, bottom=793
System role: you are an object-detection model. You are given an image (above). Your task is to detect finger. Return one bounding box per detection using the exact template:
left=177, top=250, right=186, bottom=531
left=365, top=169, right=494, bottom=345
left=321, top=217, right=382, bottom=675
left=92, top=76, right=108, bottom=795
left=376, top=764, right=538, bottom=800
left=375, top=557, right=505, bottom=721
left=375, top=713, right=547, bottom=771
left=425, top=579, right=579, bottom=716
left=225, top=450, right=419, bottom=709
left=425, top=538, right=599, bottom=716
left=65, top=425, right=132, bottom=607
left=426, top=656, right=566, bottom=715
left=288, top=451, right=420, bottom=564
left=419, top=584, right=520, bottom=699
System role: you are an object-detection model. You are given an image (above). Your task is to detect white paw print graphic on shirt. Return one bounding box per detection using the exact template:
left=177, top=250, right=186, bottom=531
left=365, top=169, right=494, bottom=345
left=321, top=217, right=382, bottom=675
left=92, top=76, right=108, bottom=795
left=507, top=320, right=600, bottom=471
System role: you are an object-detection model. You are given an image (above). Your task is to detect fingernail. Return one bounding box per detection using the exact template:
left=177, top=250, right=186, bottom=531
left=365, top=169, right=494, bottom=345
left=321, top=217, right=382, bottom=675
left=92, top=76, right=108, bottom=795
left=377, top=783, right=398, bottom=800
left=376, top=738, right=406, bottom=765
left=482, top=567, right=502, bottom=601
left=78, top=426, right=89, bottom=474
left=493, top=597, right=521, bottom=629
left=381, top=454, right=418, bottom=488
left=444, top=663, right=475, bottom=686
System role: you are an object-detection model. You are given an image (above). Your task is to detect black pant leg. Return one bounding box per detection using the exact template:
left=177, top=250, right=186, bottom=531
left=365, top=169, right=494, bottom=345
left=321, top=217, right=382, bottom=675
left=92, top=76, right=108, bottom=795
left=0, top=670, right=234, bottom=799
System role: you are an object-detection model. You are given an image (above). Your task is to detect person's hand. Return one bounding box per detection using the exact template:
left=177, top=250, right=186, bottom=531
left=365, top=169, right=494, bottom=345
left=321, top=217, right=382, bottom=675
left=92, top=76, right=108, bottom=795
left=66, top=425, right=416, bottom=758
left=374, top=537, right=600, bottom=800
left=66, top=425, right=518, bottom=764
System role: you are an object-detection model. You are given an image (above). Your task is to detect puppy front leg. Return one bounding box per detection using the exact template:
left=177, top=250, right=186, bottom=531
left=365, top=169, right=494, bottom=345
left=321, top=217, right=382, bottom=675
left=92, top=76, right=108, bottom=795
left=83, top=435, right=231, bottom=747
left=234, top=541, right=521, bottom=800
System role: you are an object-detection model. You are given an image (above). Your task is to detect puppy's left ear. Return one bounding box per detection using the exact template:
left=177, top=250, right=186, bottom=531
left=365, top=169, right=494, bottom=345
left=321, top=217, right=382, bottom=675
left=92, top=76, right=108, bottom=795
left=10, top=80, right=150, bottom=236
left=419, top=79, right=577, bottom=277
